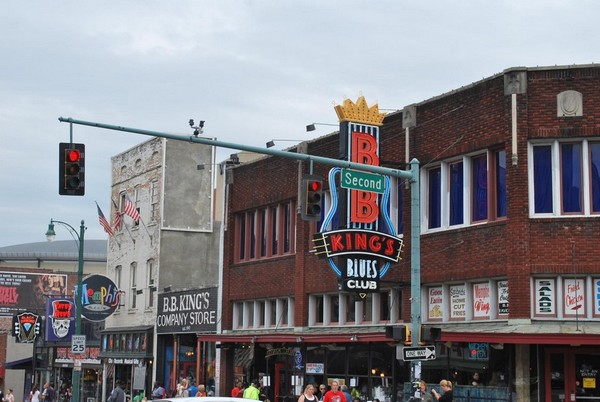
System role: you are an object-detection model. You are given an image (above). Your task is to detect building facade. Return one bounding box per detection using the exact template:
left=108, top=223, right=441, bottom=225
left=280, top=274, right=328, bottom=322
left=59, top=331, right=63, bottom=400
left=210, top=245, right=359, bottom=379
left=210, top=65, right=600, bottom=402
left=102, top=137, right=220, bottom=399
left=0, top=240, right=106, bottom=402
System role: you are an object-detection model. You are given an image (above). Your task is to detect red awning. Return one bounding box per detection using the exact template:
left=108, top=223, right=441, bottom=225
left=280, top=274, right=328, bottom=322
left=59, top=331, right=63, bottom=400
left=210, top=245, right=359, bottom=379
left=197, top=332, right=389, bottom=344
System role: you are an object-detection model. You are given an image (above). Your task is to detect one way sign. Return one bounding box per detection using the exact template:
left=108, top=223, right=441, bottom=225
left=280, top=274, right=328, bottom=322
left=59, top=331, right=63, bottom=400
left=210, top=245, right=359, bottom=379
left=402, top=345, right=436, bottom=361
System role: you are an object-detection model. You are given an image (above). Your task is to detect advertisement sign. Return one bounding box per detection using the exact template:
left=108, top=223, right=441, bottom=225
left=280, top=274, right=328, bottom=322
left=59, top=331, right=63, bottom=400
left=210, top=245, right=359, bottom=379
left=312, top=97, right=403, bottom=295
left=0, top=272, right=67, bottom=315
left=81, top=274, right=123, bottom=321
left=46, top=297, right=75, bottom=342
left=156, top=287, right=217, bottom=334
left=12, top=311, right=41, bottom=343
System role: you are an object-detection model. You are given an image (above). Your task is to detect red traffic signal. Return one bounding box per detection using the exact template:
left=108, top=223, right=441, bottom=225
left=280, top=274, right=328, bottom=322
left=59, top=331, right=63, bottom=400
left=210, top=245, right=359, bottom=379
left=301, top=174, right=323, bottom=221
left=59, top=142, right=85, bottom=196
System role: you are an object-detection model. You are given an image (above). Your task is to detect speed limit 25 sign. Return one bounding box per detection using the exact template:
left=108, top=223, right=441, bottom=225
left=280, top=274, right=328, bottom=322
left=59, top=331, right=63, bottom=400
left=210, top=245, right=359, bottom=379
left=71, top=335, right=86, bottom=354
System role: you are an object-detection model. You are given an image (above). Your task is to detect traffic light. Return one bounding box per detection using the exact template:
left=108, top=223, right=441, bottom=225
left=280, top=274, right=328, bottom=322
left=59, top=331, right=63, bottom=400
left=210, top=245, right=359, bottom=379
left=385, top=324, right=411, bottom=344
left=59, top=142, right=85, bottom=196
left=300, top=174, right=323, bottom=221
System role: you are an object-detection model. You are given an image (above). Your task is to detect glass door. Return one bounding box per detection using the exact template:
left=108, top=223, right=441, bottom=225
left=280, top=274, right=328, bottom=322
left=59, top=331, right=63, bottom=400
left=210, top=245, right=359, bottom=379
left=546, top=348, right=600, bottom=402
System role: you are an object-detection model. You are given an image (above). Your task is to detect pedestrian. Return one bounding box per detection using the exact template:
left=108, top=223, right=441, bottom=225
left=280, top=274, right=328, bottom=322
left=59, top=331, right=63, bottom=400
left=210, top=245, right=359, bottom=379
left=107, top=381, right=126, bottom=402
left=5, top=389, right=14, bottom=402
left=196, top=385, right=207, bottom=397
left=323, top=381, right=344, bottom=402
left=411, top=380, right=433, bottom=402
left=187, top=383, right=198, bottom=398
left=316, top=385, right=327, bottom=401
left=231, top=381, right=242, bottom=398
left=243, top=380, right=260, bottom=400
left=297, top=384, right=317, bottom=402
left=151, top=382, right=166, bottom=400
left=41, top=383, right=55, bottom=402
left=30, top=386, right=40, bottom=402
left=431, top=380, right=453, bottom=402
left=340, top=385, right=351, bottom=402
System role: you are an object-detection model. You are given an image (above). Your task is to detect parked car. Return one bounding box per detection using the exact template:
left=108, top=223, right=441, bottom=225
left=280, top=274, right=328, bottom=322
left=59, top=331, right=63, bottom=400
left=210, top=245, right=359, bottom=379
left=152, top=398, right=259, bottom=402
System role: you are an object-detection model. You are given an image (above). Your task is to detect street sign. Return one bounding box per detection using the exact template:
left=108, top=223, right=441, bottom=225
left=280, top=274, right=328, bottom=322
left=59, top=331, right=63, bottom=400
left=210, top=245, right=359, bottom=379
left=402, top=345, right=436, bottom=361
left=341, top=168, right=385, bottom=194
left=72, top=334, right=86, bottom=354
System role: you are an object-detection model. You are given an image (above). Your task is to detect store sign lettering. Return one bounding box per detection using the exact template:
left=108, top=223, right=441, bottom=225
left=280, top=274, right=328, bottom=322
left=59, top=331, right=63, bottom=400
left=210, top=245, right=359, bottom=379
left=157, top=288, right=217, bottom=334
left=536, top=279, right=555, bottom=315
left=313, top=97, right=402, bottom=295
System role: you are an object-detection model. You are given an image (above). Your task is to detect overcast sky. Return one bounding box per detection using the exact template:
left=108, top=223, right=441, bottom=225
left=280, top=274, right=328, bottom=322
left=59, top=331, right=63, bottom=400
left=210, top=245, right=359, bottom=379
left=0, top=1, right=598, bottom=247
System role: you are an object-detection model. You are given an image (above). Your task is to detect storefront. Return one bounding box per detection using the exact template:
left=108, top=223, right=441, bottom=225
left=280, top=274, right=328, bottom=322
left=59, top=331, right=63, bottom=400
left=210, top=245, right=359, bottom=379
left=156, top=287, right=218, bottom=396
left=99, top=326, right=154, bottom=400
left=54, top=346, right=102, bottom=402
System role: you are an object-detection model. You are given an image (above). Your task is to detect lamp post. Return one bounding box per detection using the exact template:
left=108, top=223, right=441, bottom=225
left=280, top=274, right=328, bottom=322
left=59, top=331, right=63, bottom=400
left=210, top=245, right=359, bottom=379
left=46, top=218, right=85, bottom=402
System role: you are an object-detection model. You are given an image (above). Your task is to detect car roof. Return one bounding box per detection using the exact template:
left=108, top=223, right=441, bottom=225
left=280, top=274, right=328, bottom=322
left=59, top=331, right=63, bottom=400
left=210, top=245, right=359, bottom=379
left=153, top=398, right=258, bottom=402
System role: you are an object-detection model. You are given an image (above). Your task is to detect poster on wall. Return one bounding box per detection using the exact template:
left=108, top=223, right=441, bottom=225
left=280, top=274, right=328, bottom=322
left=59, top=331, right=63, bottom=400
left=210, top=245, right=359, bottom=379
left=563, top=278, right=586, bottom=318
left=472, top=282, right=491, bottom=319
left=449, top=285, right=466, bottom=320
left=473, top=282, right=490, bottom=319
left=428, top=286, right=443, bottom=321
left=497, top=280, right=509, bottom=317
left=0, top=271, right=67, bottom=315
left=535, top=278, right=556, bottom=317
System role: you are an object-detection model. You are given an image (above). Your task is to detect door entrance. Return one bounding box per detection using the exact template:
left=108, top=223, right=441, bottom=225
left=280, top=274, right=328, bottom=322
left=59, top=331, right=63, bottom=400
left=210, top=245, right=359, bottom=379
left=546, top=348, right=600, bottom=401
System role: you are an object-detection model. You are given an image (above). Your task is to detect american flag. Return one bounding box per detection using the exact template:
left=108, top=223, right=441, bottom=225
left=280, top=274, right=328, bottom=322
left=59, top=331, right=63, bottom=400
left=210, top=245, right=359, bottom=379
left=124, top=194, right=141, bottom=222
left=96, top=203, right=114, bottom=236
left=112, top=199, right=122, bottom=232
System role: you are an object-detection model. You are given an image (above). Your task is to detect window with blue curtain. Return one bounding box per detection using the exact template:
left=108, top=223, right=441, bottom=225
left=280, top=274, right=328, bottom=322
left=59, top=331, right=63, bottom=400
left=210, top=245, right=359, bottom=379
left=533, top=146, right=553, bottom=213
left=561, top=143, right=582, bottom=213
left=496, top=150, right=507, bottom=218
left=449, top=161, right=464, bottom=225
left=428, top=167, right=441, bottom=228
left=591, top=143, right=600, bottom=213
left=472, top=155, right=488, bottom=221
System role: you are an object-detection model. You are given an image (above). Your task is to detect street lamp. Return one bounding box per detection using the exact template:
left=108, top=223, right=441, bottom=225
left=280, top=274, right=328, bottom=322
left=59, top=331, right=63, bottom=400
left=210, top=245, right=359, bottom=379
left=45, top=218, right=85, bottom=402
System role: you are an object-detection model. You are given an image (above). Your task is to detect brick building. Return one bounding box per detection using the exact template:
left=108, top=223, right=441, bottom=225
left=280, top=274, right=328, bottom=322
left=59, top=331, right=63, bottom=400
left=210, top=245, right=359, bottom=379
left=205, top=65, right=600, bottom=402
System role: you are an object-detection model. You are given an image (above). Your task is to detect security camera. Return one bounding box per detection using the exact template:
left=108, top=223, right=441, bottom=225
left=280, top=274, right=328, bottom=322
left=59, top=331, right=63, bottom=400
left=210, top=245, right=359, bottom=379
left=189, top=119, right=194, bottom=127
left=199, top=120, right=205, bottom=128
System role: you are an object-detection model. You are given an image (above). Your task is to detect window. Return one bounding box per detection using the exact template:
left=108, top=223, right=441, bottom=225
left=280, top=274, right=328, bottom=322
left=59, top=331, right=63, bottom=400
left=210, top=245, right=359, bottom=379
left=147, top=259, right=155, bottom=308
left=531, top=140, right=600, bottom=216
left=130, top=262, right=137, bottom=309
left=114, top=265, right=122, bottom=288
left=234, top=201, right=296, bottom=262
left=424, top=149, right=507, bottom=231
left=232, top=298, right=293, bottom=330
left=150, top=180, right=159, bottom=221
left=309, top=290, right=400, bottom=326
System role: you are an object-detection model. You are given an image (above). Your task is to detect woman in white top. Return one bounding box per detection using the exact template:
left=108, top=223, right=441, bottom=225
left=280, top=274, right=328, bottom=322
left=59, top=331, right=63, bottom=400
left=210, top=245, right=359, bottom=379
left=30, top=385, right=40, bottom=402
left=298, top=384, right=317, bottom=402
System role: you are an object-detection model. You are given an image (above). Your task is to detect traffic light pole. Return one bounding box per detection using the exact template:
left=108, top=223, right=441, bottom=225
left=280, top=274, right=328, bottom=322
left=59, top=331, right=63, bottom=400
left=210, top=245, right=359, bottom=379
left=58, top=116, right=423, bottom=383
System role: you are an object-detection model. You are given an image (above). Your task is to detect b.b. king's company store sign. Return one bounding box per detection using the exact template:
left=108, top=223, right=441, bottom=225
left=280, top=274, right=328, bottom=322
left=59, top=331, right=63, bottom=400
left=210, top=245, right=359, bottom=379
left=157, top=287, right=217, bottom=334
left=313, top=97, right=403, bottom=294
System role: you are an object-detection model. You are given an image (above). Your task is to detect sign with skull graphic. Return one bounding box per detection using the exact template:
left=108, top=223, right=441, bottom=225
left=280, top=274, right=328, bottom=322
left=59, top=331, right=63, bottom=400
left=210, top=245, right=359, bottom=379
left=45, top=297, right=75, bottom=342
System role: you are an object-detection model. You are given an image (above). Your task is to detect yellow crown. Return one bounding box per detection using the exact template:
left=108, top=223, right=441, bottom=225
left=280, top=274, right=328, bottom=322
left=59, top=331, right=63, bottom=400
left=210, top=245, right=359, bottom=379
left=334, top=96, right=386, bottom=126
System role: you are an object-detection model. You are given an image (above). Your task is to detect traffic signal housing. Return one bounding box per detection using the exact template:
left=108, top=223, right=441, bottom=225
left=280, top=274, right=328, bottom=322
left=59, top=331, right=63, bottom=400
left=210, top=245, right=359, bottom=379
left=300, top=174, right=323, bottom=221
left=385, top=324, right=411, bottom=345
left=59, top=142, right=85, bottom=196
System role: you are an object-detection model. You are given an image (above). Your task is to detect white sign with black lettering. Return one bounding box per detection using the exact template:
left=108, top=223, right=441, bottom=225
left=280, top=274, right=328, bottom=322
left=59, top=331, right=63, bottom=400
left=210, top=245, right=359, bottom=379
left=72, top=335, right=86, bottom=354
